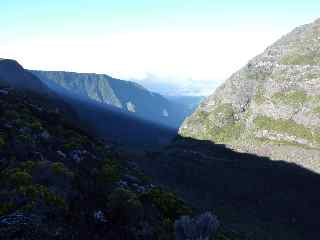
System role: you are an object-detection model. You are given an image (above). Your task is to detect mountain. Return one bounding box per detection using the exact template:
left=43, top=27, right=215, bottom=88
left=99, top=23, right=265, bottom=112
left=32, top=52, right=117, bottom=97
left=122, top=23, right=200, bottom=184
left=0, top=59, right=176, bottom=148
left=0, top=59, right=231, bottom=240
left=31, top=70, right=190, bottom=129
left=0, top=59, right=49, bottom=94
left=0, top=84, right=193, bottom=240
left=39, top=78, right=176, bottom=148
left=180, top=18, right=320, bottom=172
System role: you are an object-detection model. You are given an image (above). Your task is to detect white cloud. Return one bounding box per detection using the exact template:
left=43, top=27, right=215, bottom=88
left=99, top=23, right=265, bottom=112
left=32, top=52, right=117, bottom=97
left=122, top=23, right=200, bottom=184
left=0, top=29, right=283, bottom=86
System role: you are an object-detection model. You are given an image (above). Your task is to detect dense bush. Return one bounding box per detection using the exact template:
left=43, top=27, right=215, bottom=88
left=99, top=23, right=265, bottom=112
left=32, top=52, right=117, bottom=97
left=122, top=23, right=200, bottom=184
left=140, top=188, right=192, bottom=220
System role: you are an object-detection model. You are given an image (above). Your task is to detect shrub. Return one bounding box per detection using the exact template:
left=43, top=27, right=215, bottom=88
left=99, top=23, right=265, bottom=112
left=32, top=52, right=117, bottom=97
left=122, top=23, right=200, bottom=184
left=254, top=116, right=314, bottom=142
left=0, top=135, right=5, bottom=149
left=0, top=203, right=16, bottom=216
left=96, top=161, right=120, bottom=184
left=108, top=188, right=143, bottom=225
left=313, top=106, right=320, bottom=115
left=51, top=162, right=67, bottom=175
left=3, top=110, right=19, bottom=120
left=16, top=134, right=33, bottom=144
left=9, top=171, right=32, bottom=187
left=175, top=212, right=220, bottom=240
left=140, top=188, right=192, bottom=220
left=208, top=103, right=234, bottom=127
left=280, top=53, right=320, bottom=65
left=19, top=161, right=37, bottom=174
left=29, top=119, right=43, bottom=132
left=19, top=185, right=66, bottom=210
left=271, top=91, right=307, bottom=107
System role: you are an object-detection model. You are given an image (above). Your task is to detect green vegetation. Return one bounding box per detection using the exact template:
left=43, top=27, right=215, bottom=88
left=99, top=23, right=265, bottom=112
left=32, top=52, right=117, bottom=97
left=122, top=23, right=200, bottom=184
left=96, top=160, right=120, bottom=184
left=28, top=119, right=43, bottom=131
left=3, top=110, right=19, bottom=120
left=214, top=122, right=245, bottom=143
left=16, top=133, right=33, bottom=144
left=253, top=87, right=265, bottom=105
left=306, top=72, right=320, bottom=79
left=253, top=115, right=320, bottom=144
left=271, top=90, right=307, bottom=107
left=208, top=103, right=234, bottom=127
left=313, top=106, right=320, bottom=115
left=140, top=188, right=192, bottom=220
left=19, top=185, right=67, bottom=210
left=280, top=53, right=320, bottom=65
left=0, top=135, right=5, bottom=148
left=108, top=188, right=143, bottom=224
left=19, top=161, right=38, bottom=174
left=9, top=171, right=33, bottom=187
left=0, top=203, right=16, bottom=216
left=51, top=162, right=73, bottom=177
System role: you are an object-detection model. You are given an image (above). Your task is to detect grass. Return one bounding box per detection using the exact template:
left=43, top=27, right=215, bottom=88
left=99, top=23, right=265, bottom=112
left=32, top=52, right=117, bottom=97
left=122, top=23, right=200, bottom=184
left=253, top=88, right=265, bottom=105
left=313, top=106, right=320, bottom=115
left=271, top=90, right=307, bottom=107
left=208, top=103, right=235, bottom=126
left=280, top=53, right=320, bottom=65
left=253, top=116, right=320, bottom=144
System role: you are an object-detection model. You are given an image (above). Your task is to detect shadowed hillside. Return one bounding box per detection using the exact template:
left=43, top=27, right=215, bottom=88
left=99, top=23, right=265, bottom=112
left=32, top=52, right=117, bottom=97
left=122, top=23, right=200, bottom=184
left=0, top=59, right=177, bottom=149
left=137, top=136, right=320, bottom=239
left=32, top=70, right=191, bottom=129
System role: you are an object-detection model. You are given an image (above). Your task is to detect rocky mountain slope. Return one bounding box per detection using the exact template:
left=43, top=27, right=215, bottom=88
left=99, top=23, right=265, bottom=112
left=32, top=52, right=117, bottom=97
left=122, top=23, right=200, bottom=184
left=32, top=70, right=190, bottom=129
left=180, top=18, right=320, bottom=172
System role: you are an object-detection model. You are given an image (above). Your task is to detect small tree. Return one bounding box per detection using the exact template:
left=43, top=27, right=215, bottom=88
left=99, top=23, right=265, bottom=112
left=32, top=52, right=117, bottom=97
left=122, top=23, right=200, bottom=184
left=175, top=212, right=219, bottom=240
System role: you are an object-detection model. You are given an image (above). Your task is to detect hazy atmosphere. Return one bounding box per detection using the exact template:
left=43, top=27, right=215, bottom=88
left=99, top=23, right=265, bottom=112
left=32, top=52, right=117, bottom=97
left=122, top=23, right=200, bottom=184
left=2, top=1, right=319, bottom=95
left=1, top=1, right=320, bottom=239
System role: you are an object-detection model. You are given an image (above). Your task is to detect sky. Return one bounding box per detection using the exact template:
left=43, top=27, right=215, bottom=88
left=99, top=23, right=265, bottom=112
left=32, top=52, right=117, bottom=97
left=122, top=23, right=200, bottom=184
left=1, top=1, right=320, bottom=95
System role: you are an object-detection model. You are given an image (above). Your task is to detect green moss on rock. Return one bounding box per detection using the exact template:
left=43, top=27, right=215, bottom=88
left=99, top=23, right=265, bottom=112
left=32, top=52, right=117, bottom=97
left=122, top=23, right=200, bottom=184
left=313, top=106, right=320, bottom=115
left=271, top=91, right=307, bottom=107
left=253, top=88, right=265, bottom=105
left=280, top=53, right=320, bottom=65
left=208, top=103, right=235, bottom=127
left=254, top=116, right=315, bottom=143
left=214, top=122, right=245, bottom=143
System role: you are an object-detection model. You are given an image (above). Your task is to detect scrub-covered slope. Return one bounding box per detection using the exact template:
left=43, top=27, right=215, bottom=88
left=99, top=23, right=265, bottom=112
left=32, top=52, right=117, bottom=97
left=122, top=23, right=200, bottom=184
left=180, top=18, right=320, bottom=172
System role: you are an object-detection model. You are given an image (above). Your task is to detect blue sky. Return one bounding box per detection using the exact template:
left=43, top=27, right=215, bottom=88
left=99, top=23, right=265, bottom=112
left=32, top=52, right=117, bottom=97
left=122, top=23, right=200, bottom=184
left=2, top=1, right=319, bottom=35
left=1, top=1, right=320, bottom=95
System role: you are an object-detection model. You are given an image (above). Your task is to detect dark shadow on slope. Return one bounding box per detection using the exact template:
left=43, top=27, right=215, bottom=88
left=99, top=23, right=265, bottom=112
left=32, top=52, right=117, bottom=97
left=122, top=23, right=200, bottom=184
left=31, top=70, right=189, bottom=129
left=137, top=136, right=320, bottom=240
left=0, top=59, right=176, bottom=150
left=36, top=75, right=177, bottom=149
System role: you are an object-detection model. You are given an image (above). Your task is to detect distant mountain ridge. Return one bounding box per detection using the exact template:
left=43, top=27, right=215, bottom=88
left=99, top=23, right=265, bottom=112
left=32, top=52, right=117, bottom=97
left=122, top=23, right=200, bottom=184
left=0, top=59, right=176, bottom=147
left=32, top=70, right=191, bottom=129
left=0, top=59, right=48, bottom=94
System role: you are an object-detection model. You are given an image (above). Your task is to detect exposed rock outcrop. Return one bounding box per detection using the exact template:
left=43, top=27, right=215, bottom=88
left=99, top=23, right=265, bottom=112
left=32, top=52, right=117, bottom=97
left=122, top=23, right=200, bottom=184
left=180, top=18, right=320, bottom=172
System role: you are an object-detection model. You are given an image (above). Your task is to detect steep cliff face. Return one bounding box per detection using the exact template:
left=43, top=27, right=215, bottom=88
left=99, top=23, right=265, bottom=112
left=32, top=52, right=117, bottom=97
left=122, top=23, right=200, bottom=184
left=180, top=18, right=320, bottom=171
left=32, top=70, right=190, bottom=129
